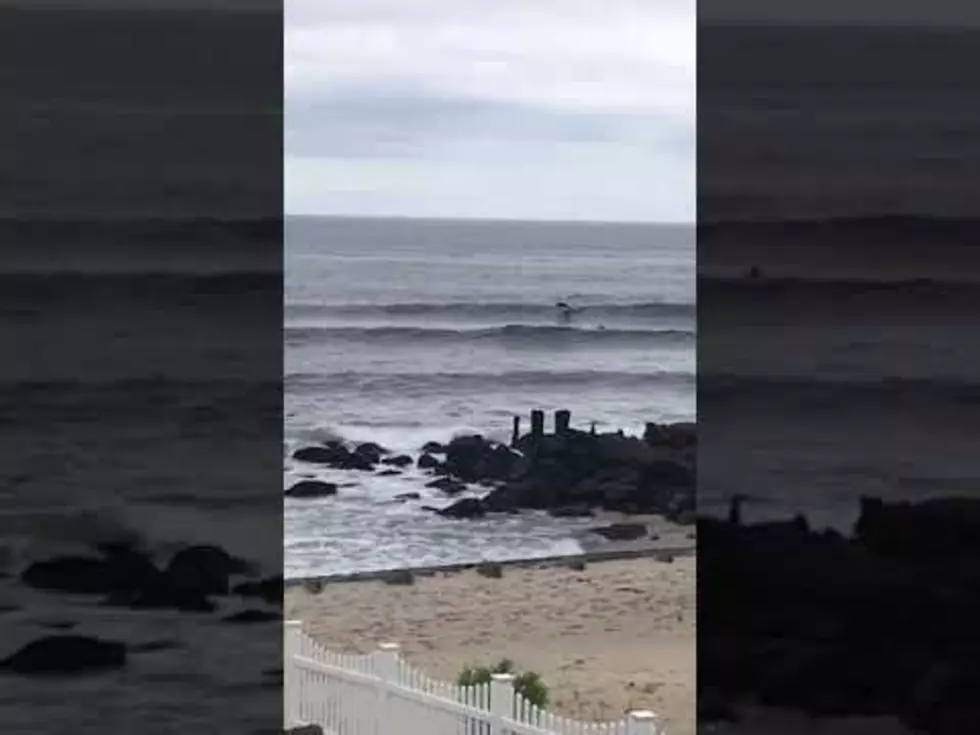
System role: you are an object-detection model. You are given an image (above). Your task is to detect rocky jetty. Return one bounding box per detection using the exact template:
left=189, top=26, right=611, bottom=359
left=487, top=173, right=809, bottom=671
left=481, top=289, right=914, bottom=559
left=700, top=495, right=980, bottom=733
left=288, top=410, right=695, bottom=522
left=435, top=411, right=695, bottom=521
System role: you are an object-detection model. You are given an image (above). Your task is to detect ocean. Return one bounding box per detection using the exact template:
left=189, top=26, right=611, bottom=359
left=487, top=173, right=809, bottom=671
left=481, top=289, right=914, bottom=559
left=284, top=216, right=695, bottom=578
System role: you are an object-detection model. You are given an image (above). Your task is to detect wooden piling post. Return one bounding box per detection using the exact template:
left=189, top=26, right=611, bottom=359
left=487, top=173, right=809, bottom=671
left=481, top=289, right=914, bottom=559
left=555, top=409, right=571, bottom=436
left=511, top=416, right=521, bottom=447
left=530, top=410, right=545, bottom=440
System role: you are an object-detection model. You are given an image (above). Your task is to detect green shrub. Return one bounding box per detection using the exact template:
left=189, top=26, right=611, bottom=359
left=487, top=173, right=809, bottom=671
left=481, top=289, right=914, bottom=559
left=456, top=659, right=550, bottom=709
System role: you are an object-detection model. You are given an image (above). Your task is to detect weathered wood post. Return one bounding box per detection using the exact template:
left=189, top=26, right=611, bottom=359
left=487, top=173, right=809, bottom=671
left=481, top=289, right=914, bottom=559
left=530, top=410, right=545, bottom=441
left=489, top=672, right=516, bottom=735
left=644, top=422, right=657, bottom=443
left=374, top=642, right=400, bottom=735
left=555, top=409, right=571, bottom=436
left=284, top=620, right=303, bottom=728
left=626, top=710, right=660, bottom=735
left=511, top=415, right=521, bottom=447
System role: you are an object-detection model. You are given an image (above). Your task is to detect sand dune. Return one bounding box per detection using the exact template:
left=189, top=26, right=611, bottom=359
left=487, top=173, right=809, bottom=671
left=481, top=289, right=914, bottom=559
left=287, top=554, right=695, bottom=735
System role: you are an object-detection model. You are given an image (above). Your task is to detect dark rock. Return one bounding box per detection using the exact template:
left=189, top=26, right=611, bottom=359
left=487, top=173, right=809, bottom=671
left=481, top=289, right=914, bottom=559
left=383, top=570, right=415, bottom=586
left=232, top=575, right=283, bottom=606
left=382, top=454, right=413, bottom=467
left=285, top=480, right=338, bottom=498
left=353, top=442, right=387, bottom=464
left=425, top=476, right=468, bottom=495
left=477, top=563, right=503, bottom=579
left=444, top=435, right=520, bottom=482
left=292, top=445, right=349, bottom=465
left=302, top=579, right=323, bottom=595
left=394, top=492, right=421, bottom=502
left=437, top=498, right=486, bottom=520
left=222, top=609, right=280, bottom=624
left=421, top=441, right=446, bottom=454
left=417, top=453, right=441, bottom=470
left=2, top=636, right=126, bottom=675
left=591, top=523, right=648, bottom=541
left=566, top=559, right=587, bottom=571
left=339, top=452, right=376, bottom=471
left=376, top=469, right=402, bottom=477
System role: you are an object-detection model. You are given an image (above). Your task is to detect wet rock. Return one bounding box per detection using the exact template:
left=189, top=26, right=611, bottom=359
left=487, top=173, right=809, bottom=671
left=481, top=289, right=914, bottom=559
left=394, top=492, right=421, bottom=502
left=292, top=445, right=348, bottom=465
left=445, top=435, right=521, bottom=482
left=421, top=441, right=446, bottom=454
left=382, top=454, right=413, bottom=467
left=425, top=476, right=467, bottom=495
left=376, top=469, right=402, bottom=477
left=417, top=453, right=441, bottom=470
left=477, top=563, right=503, bottom=579
left=2, top=636, right=126, bottom=675
left=383, top=570, right=415, bottom=586
left=353, top=442, right=387, bottom=464
left=285, top=480, right=338, bottom=499
left=437, top=498, right=486, bottom=520
left=591, top=523, right=648, bottom=541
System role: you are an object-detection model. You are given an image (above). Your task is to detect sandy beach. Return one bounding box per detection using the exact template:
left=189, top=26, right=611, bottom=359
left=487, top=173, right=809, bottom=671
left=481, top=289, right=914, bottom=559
left=286, top=553, right=695, bottom=735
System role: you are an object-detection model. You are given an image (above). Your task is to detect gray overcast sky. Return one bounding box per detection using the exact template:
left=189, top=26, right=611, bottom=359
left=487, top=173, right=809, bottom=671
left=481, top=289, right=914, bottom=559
left=285, top=0, right=695, bottom=222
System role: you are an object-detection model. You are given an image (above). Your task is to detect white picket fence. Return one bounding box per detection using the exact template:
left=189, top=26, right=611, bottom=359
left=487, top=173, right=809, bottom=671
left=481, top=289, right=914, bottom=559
left=285, top=621, right=666, bottom=735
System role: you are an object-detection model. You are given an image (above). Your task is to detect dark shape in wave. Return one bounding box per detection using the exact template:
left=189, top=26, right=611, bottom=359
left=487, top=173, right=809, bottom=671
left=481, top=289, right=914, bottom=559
left=285, top=300, right=694, bottom=321
left=286, top=369, right=694, bottom=393
left=285, top=324, right=695, bottom=348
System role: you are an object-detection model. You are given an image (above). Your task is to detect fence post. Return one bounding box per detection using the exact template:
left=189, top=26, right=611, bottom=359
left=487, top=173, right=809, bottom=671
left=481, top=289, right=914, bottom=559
left=374, top=642, right=400, bottom=735
left=489, top=673, right=516, bottom=735
left=626, top=710, right=660, bottom=735
left=284, top=620, right=304, bottom=728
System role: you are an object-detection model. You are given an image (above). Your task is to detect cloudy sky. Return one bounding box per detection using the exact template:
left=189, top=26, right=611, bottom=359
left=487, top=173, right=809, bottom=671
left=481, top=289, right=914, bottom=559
left=285, top=0, right=695, bottom=222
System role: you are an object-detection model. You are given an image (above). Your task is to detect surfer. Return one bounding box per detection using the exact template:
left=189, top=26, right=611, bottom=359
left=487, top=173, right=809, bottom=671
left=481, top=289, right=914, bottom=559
left=555, top=301, right=585, bottom=324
